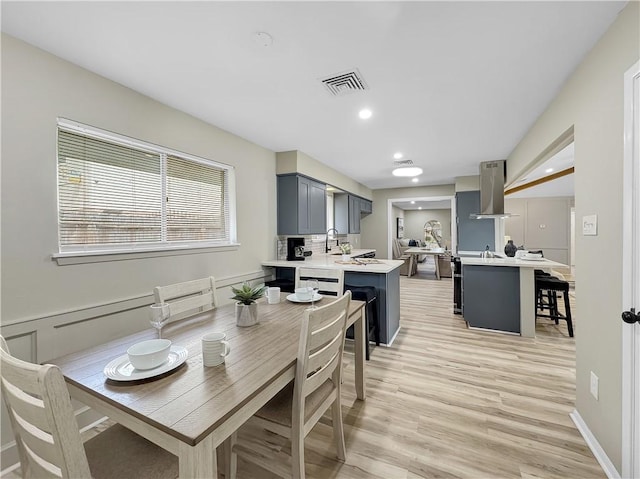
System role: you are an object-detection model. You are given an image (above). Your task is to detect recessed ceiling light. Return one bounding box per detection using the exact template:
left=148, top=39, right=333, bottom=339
left=418, top=207, right=422, bottom=210
left=358, top=109, right=372, bottom=120
left=545, top=168, right=554, bottom=173
left=393, top=152, right=403, bottom=159
left=411, top=178, right=419, bottom=183
left=392, top=166, right=423, bottom=177
left=411, top=201, right=415, bottom=204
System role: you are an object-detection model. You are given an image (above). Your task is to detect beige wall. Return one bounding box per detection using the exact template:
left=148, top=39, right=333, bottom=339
left=505, top=3, right=639, bottom=471
left=504, top=197, right=572, bottom=264
left=454, top=175, right=480, bottom=192
left=276, top=150, right=372, bottom=199
left=361, top=185, right=455, bottom=259
left=404, top=209, right=452, bottom=246
left=0, top=34, right=276, bottom=329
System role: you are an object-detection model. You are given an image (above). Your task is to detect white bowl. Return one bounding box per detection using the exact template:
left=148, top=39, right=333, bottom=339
left=295, top=287, right=313, bottom=301
left=127, top=339, right=172, bottom=370
left=524, top=253, right=542, bottom=259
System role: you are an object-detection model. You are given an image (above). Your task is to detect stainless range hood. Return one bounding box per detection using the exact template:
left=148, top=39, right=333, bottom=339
left=470, top=160, right=514, bottom=219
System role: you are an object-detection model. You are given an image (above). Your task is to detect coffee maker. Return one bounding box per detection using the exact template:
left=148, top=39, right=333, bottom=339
left=286, top=237, right=305, bottom=261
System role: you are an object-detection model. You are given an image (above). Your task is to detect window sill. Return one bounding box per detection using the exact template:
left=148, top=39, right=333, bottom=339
left=52, top=243, right=241, bottom=265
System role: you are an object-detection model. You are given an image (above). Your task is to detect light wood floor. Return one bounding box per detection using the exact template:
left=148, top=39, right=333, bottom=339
left=5, top=272, right=601, bottom=479
left=233, top=272, right=602, bottom=478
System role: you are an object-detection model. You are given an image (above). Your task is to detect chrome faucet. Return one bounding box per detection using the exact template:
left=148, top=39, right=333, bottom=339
left=326, top=228, right=339, bottom=253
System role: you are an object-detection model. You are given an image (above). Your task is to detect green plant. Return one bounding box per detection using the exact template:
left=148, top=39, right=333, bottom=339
left=231, top=282, right=267, bottom=305
left=339, top=243, right=352, bottom=254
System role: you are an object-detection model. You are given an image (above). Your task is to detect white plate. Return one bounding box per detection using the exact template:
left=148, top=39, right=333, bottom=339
left=286, top=293, right=323, bottom=303
left=520, top=257, right=546, bottom=261
left=104, top=346, right=188, bottom=381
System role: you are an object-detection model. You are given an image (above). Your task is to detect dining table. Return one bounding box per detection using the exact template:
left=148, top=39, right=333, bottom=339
left=49, top=293, right=366, bottom=478
left=403, top=247, right=446, bottom=279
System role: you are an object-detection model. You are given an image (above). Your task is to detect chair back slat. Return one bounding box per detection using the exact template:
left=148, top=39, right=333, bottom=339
left=293, top=292, right=350, bottom=405
left=295, top=268, right=344, bottom=296
left=1, top=337, right=92, bottom=479
left=307, top=311, right=346, bottom=351
left=303, top=353, right=341, bottom=397
left=305, top=333, right=343, bottom=380
left=2, top=379, right=51, bottom=433
left=153, top=276, right=217, bottom=322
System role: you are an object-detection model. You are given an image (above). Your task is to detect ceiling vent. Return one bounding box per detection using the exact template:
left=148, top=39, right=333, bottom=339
left=393, top=159, right=414, bottom=166
left=320, top=69, right=369, bottom=96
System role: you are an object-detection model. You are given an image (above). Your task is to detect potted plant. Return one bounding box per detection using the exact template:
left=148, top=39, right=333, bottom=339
left=339, top=243, right=352, bottom=261
left=231, top=282, right=267, bottom=327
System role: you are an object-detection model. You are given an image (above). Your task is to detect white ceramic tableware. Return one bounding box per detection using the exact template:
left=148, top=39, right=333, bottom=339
left=127, top=339, right=172, bottom=370
left=202, top=332, right=231, bottom=367
left=295, top=287, right=313, bottom=301
left=524, top=253, right=542, bottom=259
left=266, top=286, right=281, bottom=304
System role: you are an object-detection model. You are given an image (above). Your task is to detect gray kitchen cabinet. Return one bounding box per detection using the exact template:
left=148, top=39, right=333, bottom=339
left=277, top=175, right=326, bottom=235
left=456, top=191, right=495, bottom=252
left=360, top=199, right=373, bottom=215
left=335, top=194, right=372, bottom=234
left=349, top=195, right=361, bottom=234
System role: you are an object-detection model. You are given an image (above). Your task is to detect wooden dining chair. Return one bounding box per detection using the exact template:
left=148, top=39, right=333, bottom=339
left=295, top=267, right=344, bottom=297
left=225, top=291, right=352, bottom=479
left=153, top=276, right=217, bottom=321
left=0, top=336, right=178, bottom=479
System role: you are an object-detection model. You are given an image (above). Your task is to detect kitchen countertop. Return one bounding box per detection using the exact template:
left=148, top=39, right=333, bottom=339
left=460, top=256, right=567, bottom=269
left=262, top=251, right=404, bottom=274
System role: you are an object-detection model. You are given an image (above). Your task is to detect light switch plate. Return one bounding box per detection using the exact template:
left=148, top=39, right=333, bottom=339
left=583, top=214, right=598, bottom=235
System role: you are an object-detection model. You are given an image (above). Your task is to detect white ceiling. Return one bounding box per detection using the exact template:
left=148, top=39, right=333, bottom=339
left=1, top=1, right=625, bottom=190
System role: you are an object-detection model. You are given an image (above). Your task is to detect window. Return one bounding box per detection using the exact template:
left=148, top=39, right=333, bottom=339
left=56, top=119, right=236, bottom=257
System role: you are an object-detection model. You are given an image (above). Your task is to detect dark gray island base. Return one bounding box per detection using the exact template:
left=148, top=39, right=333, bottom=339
left=269, top=267, right=400, bottom=345
left=462, top=264, right=521, bottom=334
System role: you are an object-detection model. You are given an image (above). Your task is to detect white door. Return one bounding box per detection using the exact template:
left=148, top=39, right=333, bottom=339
left=622, top=60, right=640, bottom=479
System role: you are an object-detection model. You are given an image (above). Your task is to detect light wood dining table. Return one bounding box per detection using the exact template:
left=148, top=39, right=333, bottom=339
left=49, top=293, right=366, bottom=478
left=403, top=247, right=446, bottom=279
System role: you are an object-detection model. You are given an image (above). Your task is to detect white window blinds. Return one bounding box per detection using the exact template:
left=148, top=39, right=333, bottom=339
left=57, top=121, right=235, bottom=254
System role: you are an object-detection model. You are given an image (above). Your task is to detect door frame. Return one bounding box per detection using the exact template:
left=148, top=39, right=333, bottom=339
left=386, top=196, right=456, bottom=259
left=622, top=59, right=639, bottom=479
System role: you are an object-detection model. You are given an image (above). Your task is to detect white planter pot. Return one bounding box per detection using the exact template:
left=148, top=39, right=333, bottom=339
left=235, top=302, right=259, bottom=327
left=342, top=254, right=350, bottom=262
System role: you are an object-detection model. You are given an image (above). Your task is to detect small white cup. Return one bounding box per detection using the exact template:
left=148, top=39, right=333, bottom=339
left=202, top=332, right=231, bottom=367
left=295, top=287, right=313, bottom=301
left=266, top=286, right=281, bottom=304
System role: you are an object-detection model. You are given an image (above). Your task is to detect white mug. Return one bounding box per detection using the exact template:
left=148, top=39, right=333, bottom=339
left=266, top=286, right=281, bottom=304
left=202, top=332, right=231, bottom=367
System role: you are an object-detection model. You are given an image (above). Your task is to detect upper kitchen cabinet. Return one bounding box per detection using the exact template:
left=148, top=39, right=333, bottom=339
left=335, top=194, right=373, bottom=234
left=277, top=175, right=327, bottom=235
left=456, top=191, right=495, bottom=252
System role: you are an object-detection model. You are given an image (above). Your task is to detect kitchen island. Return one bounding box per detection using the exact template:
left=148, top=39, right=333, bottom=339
left=262, top=252, right=404, bottom=345
left=460, top=256, right=567, bottom=337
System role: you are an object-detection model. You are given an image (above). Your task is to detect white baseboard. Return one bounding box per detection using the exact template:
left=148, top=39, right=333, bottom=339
left=570, top=409, right=621, bottom=479
left=386, top=326, right=401, bottom=346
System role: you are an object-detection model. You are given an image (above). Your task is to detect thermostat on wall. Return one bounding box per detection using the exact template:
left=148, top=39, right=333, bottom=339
left=582, top=214, right=597, bottom=235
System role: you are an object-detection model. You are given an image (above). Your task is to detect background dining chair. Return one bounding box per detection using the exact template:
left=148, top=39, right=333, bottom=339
left=391, top=239, right=417, bottom=276
left=0, top=336, right=178, bottom=479
left=294, top=267, right=344, bottom=297
left=153, top=276, right=217, bottom=322
left=225, top=291, right=352, bottom=479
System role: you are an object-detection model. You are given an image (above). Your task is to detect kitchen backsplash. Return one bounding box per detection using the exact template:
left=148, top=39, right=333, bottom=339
left=275, top=234, right=361, bottom=260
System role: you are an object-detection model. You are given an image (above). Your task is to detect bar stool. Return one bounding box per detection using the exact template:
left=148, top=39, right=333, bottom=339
left=535, top=275, right=574, bottom=337
left=344, top=284, right=379, bottom=360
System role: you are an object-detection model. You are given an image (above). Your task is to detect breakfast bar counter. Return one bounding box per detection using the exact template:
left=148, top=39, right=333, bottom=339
left=460, top=256, right=567, bottom=337
left=262, top=254, right=404, bottom=345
